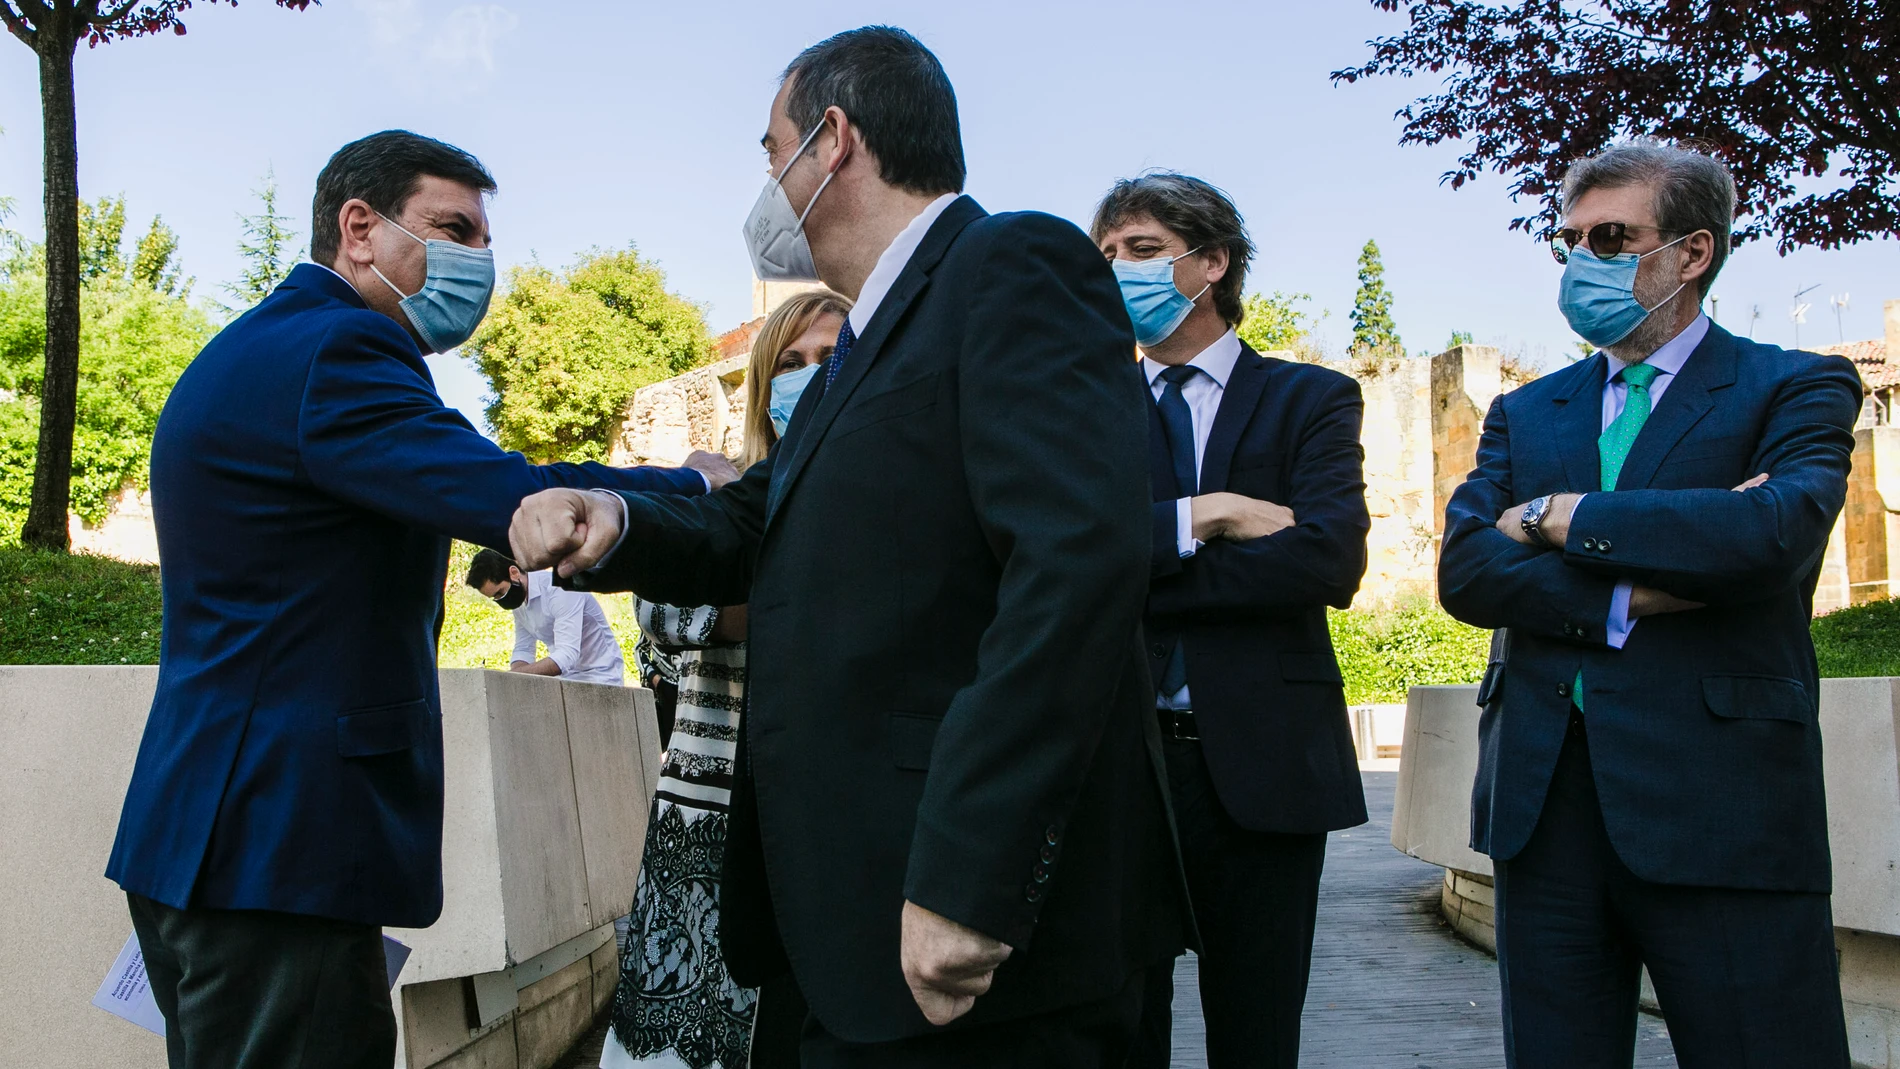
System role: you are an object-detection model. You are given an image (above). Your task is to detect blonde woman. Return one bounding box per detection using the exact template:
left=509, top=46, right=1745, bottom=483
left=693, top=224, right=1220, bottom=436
left=604, top=288, right=851, bottom=1069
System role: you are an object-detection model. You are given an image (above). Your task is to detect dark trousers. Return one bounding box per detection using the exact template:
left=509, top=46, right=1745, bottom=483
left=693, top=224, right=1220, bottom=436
left=1494, top=715, right=1849, bottom=1069
left=799, top=969, right=1145, bottom=1069
left=127, top=893, right=396, bottom=1069
left=1131, top=738, right=1328, bottom=1069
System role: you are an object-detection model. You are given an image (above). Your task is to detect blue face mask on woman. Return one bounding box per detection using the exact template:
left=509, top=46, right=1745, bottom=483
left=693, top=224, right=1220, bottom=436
left=1557, top=232, right=1692, bottom=348
left=768, top=361, right=822, bottom=436
left=370, top=213, right=497, bottom=354
left=1112, top=248, right=1210, bottom=348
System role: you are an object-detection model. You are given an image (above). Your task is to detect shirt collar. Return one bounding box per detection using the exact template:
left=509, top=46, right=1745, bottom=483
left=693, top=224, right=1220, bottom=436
left=309, top=260, right=355, bottom=292
left=524, top=569, right=550, bottom=606
left=847, top=193, right=960, bottom=337
left=1605, top=313, right=1709, bottom=384
left=1142, top=328, right=1242, bottom=390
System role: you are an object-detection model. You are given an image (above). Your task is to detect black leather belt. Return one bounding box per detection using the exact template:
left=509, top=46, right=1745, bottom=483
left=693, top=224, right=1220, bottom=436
left=1157, top=707, right=1199, bottom=741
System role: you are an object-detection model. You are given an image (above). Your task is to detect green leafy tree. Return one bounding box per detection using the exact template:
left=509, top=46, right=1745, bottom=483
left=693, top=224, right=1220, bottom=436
left=224, top=169, right=302, bottom=309
left=1237, top=291, right=1321, bottom=353
left=0, top=207, right=215, bottom=545
left=1444, top=330, right=1476, bottom=350
left=469, top=246, right=717, bottom=464
left=1350, top=239, right=1401, bottom=355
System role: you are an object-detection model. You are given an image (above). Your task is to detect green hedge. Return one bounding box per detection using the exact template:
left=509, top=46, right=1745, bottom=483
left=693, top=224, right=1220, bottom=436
left=1813, top=596, right=1900, bottom=679
left=1330, top=596, right=1490, bottom=705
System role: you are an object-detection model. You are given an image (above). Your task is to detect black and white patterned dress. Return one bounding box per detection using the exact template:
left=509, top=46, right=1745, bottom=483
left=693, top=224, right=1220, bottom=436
left=602, top=601, right=755, bottom=1069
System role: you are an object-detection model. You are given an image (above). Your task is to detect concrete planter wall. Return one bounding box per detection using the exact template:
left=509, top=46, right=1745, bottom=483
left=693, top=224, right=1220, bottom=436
left=1392, top=678, right=1900, bottom=1068
left=0, top=666, right=661, bottom=1069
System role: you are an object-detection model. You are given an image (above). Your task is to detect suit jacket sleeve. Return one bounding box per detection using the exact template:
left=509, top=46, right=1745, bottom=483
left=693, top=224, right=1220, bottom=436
left=562, top=451, right=773, bottom=608
left=1559, top=354, right=1861, bottom=604
left=900, top=215, right=1152, bottom=948
left=1440, top=394, right=1619, bottom=642
left=297, top=314, right=705, bottom=552
left=1145, top=373, right=1370, bottom=619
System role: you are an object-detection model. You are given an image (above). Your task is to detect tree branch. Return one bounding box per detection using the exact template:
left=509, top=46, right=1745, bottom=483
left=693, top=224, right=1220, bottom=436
left=0, top=2, right=37, bottom=48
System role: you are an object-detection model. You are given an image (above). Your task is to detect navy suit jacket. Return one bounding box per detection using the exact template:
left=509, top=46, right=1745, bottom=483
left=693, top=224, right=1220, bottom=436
left=1440, top=323, right=1861, bottom=893
left=1144, top=344, right=1370, bottom=833
left=105, top=264, right=703, bottom=928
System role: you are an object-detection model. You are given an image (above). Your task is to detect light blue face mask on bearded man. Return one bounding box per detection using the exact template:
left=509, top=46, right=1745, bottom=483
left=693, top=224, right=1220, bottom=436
left=1557, top=232, right=1693, bottom=348
left=370, top=212, right=497, bottom=354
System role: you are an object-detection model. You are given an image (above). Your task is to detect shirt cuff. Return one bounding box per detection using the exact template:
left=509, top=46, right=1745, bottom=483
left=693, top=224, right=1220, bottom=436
left=1606, top=580, right=1636, bottom=649
left=587, top=490, right=632, bottom=572
left=697, top=470, right=713, bottom=493
left=1174, top=498, right=1202, bottom=558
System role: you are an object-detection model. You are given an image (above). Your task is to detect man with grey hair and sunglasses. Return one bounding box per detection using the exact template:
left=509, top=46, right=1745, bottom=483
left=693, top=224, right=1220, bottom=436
left=1440, top=139, right=1858, bottom=1064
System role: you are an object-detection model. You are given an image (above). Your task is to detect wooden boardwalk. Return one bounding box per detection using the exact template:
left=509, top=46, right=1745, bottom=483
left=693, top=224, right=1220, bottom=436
left=562, top=771, right=1681, bottom=1067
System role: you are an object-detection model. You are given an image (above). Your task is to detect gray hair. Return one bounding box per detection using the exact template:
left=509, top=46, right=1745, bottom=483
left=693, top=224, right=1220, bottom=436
left=1561, top=140, right=1736, bottom=297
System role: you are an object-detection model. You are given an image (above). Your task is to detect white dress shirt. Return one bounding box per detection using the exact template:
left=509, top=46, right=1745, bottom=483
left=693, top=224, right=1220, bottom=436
left=1598, top=313, right=1710, bottom=648
left=1141, top=328, right=1244, bottom=558
left=510, top=569, right=626, bottom=685
left=1140, top=328, right=1243, bottom=711
left=849, top=192, right=960, bottom=336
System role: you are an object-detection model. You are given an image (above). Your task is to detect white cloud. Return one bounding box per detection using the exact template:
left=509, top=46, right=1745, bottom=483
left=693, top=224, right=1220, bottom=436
left=351, top=0, right=518, bottom=91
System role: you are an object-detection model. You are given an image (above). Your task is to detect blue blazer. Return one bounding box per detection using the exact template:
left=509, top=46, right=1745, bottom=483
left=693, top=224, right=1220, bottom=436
left=105, top=264, right=703, bottom=928
left=1439, top=323, right=1861, bottom=892
left=1144, top=343, right=1370, bottom=833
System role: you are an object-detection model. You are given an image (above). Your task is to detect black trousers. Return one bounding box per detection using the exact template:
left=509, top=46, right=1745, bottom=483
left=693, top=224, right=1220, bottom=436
left=1130, top=738, right=1328, bottom=1069
left=798, top=969, right=1145, bottom=1069
left=127, top=893, right=396, bottom=1069
left=1494, top=714, right=1849, bottom=1069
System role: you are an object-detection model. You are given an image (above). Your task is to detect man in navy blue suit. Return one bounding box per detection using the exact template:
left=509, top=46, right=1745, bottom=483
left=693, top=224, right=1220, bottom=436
left=104, top=131, right=726, bottom=1069
left=1094, top=173, right=1370, bottom=1068
left=1440, top=141, right=1858, bottom=1066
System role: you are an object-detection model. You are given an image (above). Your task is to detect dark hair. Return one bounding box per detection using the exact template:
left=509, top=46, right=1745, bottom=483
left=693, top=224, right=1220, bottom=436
left=782, top=26, right=965, bottom=196
left=1091, top=172, right=1255, bottom=327
left=311, top=130, right=497, bottom=267
left=1561, top=139, right=1735, bottom=298
left=464, top=548, right=515, bottom=591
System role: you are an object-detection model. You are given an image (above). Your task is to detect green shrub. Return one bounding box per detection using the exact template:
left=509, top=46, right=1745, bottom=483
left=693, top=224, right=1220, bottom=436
left=1330, top=596, right=1490, bottom=705
left=1812, top=597, right=1900, bottom=678
left=0, top=545, right=162, bottom=664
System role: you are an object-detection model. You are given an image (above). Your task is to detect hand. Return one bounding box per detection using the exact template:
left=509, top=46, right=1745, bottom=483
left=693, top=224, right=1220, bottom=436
left=1497, top=493, right=1582, bottom=547
left=1629, top=585, right=1705, bottom=618
left=900, top=901, right=1013, bottom=1027
left=509, top=488, right=624, bottom=577
left=1189, top=492, right=1296, bottom=543
left=1733, top=473, right=1769, bottom=492
left=683, top=449, right=740, bottom=492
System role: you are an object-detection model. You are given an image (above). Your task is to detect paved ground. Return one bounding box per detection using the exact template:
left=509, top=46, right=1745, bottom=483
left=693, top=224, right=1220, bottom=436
left=561, top=771, right=1681, bottom=1067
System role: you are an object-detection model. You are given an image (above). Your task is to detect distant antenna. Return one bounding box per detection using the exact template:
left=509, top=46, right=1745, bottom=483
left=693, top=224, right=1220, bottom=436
left=1792, top=283, right=1822, bottom=348
left=1710, top=294, right=1721, bottom=326
left=1830, top=292, right=1851, bottom=343
left=1748, top=303, right=1762, bottom=339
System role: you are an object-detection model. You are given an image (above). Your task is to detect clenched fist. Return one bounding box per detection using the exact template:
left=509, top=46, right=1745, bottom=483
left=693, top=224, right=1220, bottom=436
left=509, top=489, right=625, bottom=577
left=900, top=901, right=1013, bottom=1027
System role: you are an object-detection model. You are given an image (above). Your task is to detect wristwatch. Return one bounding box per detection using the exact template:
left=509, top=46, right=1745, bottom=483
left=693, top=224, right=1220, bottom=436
left=1520, top=495, right=1555, bottom=548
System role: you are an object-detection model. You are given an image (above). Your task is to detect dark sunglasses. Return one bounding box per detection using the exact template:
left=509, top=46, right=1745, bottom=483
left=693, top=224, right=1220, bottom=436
left=1549, top=223, right=1682, bottom=264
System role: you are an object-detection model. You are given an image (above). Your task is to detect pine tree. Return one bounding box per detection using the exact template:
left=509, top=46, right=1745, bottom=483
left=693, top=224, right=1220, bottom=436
left=1350, top=239, right=1401, bottom=354
left=225, top=169, right=305, bottom=309
left=131, top=216, right=187, bottom=296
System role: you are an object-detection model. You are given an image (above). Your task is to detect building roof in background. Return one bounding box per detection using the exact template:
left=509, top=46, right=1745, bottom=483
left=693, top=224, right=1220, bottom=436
left=1815, top=338, right=1899, bottom=392
left=717, top=316, right=766, bottom=363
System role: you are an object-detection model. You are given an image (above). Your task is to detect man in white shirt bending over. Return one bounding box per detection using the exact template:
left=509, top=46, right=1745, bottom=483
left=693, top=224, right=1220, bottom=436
left=465, top=548, right=625, bottom=686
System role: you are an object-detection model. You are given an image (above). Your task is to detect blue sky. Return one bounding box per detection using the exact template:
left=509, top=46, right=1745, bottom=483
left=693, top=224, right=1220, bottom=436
left=2, top=0, right=1895, bottom=432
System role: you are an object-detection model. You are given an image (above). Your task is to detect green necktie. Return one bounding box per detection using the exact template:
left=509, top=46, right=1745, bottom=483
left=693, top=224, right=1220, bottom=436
left=1576, top=361, right=1660, bottom=710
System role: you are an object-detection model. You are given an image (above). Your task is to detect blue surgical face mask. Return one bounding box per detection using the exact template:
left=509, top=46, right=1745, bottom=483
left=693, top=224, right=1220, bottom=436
left=1112, top=248, right=1210, bottom=348
left=370, top=213, right=497, bottom=354
left=1557, top=232, right=1691, bottom=348
left=768, top=360, right=822, bottom=436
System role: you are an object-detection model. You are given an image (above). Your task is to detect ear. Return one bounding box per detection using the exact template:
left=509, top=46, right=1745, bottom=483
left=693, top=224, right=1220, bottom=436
left=1679, top=229, right=1716, bottom=286
left=820, top=105, right=854, bottom=175
left=338, top=199, right=380, bottom=268
left=1200, top=245, right=1230, bottom=286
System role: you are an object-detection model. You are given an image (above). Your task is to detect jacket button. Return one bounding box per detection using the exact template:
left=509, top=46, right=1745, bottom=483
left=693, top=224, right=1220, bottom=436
left=1040, top=845, right=1056, bottom=864
left=1598, top=539, right=1612, bottom=552
left=1150, top=643, right=1167, bottom=658
left=1556, top=682, right=1570, bottom=697
left=1032, top=864, right=1049, bottom=883
left=1562, top=624, right=1576, bottom=637
left=1045, top=825, right=1060, bottom=845
left=1025, top=885, right=1043, bottom=903
left=1583, top=538, right=1597, bottom=550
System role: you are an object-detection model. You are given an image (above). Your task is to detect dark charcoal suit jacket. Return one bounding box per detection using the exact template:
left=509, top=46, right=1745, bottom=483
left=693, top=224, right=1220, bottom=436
left=570, top=196, right=1191, bottom=1042
left=1440, top=323, right=1861, bottom=892
left=105, top=265, right=702, bottom=929
left=1144, top=343, right=1371, bottom=833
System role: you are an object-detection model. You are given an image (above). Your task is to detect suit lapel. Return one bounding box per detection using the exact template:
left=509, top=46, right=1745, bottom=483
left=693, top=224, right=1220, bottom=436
left=765, top=196, right=987, bottom=527
left=1554, top=354, right=1607, bottom=493
left=1613, top=324, right=1736, bottom=491
left=1199, top=345, right=1269, bottom=494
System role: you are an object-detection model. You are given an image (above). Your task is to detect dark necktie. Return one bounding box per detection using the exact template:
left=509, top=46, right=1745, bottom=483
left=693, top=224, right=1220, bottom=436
left=822, top=317, right=857, bottom=393
left=1155, top=364, right=1202, bottom=697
